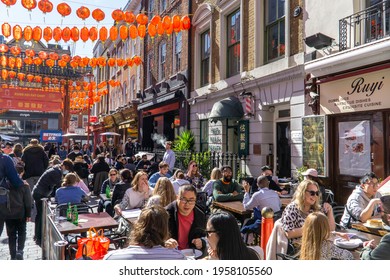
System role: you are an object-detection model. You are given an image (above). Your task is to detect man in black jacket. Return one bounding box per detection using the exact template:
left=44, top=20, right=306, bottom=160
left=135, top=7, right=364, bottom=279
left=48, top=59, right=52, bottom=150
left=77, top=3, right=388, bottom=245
left=165, top=185, right=206, bottom=254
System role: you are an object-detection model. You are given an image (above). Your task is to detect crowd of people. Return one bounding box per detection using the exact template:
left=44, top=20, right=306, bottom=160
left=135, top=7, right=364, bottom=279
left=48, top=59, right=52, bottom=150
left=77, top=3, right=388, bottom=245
left=1, top=137, right=390, bottom=261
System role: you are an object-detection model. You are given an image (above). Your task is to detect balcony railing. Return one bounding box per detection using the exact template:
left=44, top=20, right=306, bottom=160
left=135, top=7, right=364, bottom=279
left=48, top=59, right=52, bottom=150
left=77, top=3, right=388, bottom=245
left=339, top=0, right=390, bottom=51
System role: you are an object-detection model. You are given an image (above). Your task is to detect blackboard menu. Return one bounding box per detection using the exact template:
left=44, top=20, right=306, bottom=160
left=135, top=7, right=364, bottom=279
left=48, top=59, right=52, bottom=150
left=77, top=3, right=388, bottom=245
left=238, top=120, right=249, bottom=157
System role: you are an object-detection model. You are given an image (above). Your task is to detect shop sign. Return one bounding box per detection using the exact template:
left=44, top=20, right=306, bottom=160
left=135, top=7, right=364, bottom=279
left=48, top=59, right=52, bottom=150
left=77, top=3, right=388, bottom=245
left=40, top=130, right=62, bottom=142
left=320, top=68, right=389, bottom=114
left=238, top=120, right=249, bottom=157
left=209, top=124, right=223, bottom=152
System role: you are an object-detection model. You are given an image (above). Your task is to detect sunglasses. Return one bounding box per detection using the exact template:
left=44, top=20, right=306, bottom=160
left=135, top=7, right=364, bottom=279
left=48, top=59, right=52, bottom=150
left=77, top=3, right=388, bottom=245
left=109, top=173, right=117, bottom=176
left=306, top=190, right=320, bottom=196
left=205, top=230, right=217, bottom=236
left=192, top=164, right=198, bottom=167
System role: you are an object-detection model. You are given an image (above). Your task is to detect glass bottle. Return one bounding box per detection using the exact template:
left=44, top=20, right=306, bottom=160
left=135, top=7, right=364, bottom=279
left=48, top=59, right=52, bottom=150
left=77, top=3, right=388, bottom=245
left=66, top=202, right=72, bottom=221
left=72, top=205, right=78, bottom=226
left=105, top=185, right=111, bottom=199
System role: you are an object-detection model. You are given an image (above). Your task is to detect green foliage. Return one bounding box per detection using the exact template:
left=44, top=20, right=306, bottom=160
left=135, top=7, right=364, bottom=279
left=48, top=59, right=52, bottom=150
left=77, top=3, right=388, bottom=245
left=194, top=151, right=211, bottom=179
left=173, top=130, right=195, bottom=152
left=296, top=166, right=308, bottom=182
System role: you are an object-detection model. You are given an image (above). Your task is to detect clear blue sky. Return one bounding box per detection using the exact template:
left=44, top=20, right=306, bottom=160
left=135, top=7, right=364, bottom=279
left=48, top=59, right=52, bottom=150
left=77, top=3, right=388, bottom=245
left=0, top=0, right=129, bottom=56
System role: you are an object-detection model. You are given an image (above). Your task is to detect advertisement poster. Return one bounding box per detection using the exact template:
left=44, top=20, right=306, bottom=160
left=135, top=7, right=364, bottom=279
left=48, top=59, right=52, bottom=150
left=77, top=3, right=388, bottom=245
left=302, top=115, right=326, bottom=176
left=338, top=120, right=371, bottom=176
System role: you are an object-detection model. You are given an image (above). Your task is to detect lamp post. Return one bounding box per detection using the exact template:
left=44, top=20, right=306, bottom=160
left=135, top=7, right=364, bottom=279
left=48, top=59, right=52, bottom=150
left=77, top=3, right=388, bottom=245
left=85, top=72, right=94, bottom=147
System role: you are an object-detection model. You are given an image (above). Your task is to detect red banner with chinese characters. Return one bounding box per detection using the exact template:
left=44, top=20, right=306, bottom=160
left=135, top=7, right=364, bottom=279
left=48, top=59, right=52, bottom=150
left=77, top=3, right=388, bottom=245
left=0, top=88, right=62, bottom=112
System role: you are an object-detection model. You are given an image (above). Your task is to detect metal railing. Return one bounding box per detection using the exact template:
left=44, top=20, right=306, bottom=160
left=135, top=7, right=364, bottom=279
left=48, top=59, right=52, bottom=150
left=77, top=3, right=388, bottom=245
left=339, top=0, right=390, bottom=51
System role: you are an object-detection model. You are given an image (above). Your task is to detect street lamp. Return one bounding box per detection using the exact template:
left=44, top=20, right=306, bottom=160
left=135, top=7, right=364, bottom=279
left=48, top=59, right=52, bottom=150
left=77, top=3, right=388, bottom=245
left=85, top=72, right=94, bottom=147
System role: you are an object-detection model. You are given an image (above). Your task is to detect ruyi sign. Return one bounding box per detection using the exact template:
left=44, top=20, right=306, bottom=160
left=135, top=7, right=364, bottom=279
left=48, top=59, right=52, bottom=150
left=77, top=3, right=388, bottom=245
left=320, top=68, right=389, bottom=114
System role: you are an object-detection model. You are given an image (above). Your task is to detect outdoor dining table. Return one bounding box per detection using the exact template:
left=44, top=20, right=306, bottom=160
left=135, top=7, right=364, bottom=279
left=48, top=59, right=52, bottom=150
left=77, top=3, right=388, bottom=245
left=212, top=200, right=252, bottom=225
left=56, top=212, right=118, bottom=235
left=99, top=193, right=111, bottom=201
left=351, top=222, right=390, bottom=237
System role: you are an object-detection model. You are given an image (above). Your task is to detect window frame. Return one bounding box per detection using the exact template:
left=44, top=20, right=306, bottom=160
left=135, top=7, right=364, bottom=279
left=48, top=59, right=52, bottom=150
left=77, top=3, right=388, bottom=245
left=173, top=32, right=182, bottom=72
left=200, top=29, right=210, bottom=87
left=265, top=0, right=286, bottom=62
left=159, top=41, right=167, bottom=81
left=226, top=9, right=241, bottom=78
left=200, top=119, right=209, bottom=152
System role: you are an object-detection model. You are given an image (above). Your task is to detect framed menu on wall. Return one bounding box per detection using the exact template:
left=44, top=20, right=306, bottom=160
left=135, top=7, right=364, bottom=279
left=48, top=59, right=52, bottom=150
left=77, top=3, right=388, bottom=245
left=302, top=115, right=326, bottom=176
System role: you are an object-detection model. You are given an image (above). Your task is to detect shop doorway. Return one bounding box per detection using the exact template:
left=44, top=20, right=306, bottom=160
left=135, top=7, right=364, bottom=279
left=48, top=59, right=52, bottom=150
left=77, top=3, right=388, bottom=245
left=276, top=121, right=291, bottom=178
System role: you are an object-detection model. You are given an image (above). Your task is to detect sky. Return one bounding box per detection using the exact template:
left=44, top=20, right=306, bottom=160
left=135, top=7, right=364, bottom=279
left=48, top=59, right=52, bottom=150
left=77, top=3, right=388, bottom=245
left=0, top=0, right=129, bottom=57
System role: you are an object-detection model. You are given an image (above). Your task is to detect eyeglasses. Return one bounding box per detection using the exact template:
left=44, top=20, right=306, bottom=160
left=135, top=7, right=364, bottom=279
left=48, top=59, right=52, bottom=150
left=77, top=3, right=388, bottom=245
left=306, top=190, right=319, bottom=196
left=205, top=230, right=217, bottom=236
left=179, top=197, right=196, bottom=205
left=192, top=164, right=197, bottom=167
left=366, top=181, right=379, bottom=188
left=110, top=173, right=117, bottom=176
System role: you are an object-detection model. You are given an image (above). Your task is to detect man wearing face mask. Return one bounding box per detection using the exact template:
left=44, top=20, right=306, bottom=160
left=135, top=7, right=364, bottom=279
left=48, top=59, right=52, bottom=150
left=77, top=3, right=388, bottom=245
left=212, top=165, right=244, bottom=202
left=260, top=165, right=288, bottom=195
left=32, top=159, right=74, bottom=246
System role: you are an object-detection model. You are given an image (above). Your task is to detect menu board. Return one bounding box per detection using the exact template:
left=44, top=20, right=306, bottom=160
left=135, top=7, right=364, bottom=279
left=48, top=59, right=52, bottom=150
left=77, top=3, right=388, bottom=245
left=238, top=120, right=249, bottom=157
left=302, top=115, right=326, bottom=176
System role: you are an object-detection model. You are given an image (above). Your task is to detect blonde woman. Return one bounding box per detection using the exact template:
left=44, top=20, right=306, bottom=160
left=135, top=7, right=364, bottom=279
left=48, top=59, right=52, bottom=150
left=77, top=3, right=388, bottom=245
left=202, top=167, right=222, bottom=197
left=152, top=177, right=176, bottom=207
left=114, top=171, right=153, bottom=215
left=184, top=160, right=204, bottom=190
left=281, top=179, right=335, bottom=240
left=300, top=212, right=353, bottom=260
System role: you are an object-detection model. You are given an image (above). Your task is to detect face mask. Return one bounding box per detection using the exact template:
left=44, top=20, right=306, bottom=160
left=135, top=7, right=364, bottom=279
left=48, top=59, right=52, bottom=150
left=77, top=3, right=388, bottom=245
left=63, top=170, right=69, bottom=175
left=266, top=175, right=273, bottom=181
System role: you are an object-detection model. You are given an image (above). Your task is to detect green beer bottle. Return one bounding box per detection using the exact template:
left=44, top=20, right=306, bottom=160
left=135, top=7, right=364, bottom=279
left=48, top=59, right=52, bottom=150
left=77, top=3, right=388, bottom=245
left=72, top=205, right=78, bottom=226
left=105, top=185, right=111, bottom=199
left=66, top=202, right=72, bottom=221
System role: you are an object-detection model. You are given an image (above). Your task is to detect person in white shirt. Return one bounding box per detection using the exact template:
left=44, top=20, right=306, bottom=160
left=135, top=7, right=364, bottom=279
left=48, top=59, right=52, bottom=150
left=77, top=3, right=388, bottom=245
left=162, top=141, right=175, bottom=175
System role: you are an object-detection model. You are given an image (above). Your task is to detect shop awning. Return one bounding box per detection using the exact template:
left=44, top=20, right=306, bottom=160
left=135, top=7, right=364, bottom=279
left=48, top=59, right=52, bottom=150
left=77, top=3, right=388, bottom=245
left=209, top=96, right=244, bottom=122
left=118, top=119, right=137, bottom=129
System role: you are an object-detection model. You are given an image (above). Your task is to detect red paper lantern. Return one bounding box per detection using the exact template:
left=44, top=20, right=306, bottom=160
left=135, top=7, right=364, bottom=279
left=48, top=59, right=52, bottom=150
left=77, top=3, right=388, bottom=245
left=62, top=27, right=71, bottom=42
left=73, top=55, right=81, bottom=63
left=107, top=58, right=116, bottom=67
left=71, top=26, right=80, bottom=42
left=46, top=59, right=55, bottom=68
left=34, top=75, right=42, bottom=83
left=89, top=57, right=97, bottom=68
left=124, top=11, right=135, bottom=24
left=17, top=72, right=25, bottom=81
left=13, top=25, right=22, bottom=41
left=148, top=23, right=157, bottom=39
left=1, top=55, right=7, bottom=68
left=1, top=23, right=11, bottom=38
left=150, top=15, right=161, bottom=26
left=58, top=59, right=67, bottom=68
left=15, top=57, right=22, bottom=69
left=136, top=13, right=148, bottom=25
left=24, top=57, right=33, bottom=65
left=0, top=44, right=8, bottom=53
left=89, top=27, right=98, bottom=42
left=25, top=49, right=36, bottom=57
left=1, top=69, right=8, bottom=80
left=172, top=15, right=181, bottom=29
left=116, top=58, right=125, bottom=67
left=43, top=26, right=53, bottom=42
left=38, top=0, right=53, bottom=14
left=97, top=57, right=106, bottom=67
left=92, top=8, right=105, bottom=22
left=61, top=54, right=70, bottom=62
left=43, top=77, right=51, bottom=84
left=181, top=15, right=191, bottom=30
left=1, top=0, right=17, bottom=7
left=38, top=51, right=47, bottom=60
left=80, top=27, right=89, bottom=42
left=33, top=57, right=42, bottom=66
left=109, top=26, right=118, bottom=42
left=137, top=25, right=146, bottom=39
left=126, top=58, right=134, bottom=67
left=21, top=0, right=37, bottom=11
left=9, top=70, right=16, bottom=79
left=49, top=52, right=59, bottom=60
left=57, top=2, right=71, bottom=17
left=162, top=16, right=171, bottom=30
left=70, top=59, right=78, bottom=69
left=27, top=74, right=34, bottom=82
left=24, top=26, right=33, bottom=42
left=99, top=27, right=108, bottom=43
left=157, top=22, right=164, bottom=36
left=166, top=22, right=173, bottom=36
left=32, top=26, right=42, bottom=41
left=129, top=24, right=138, bottom=40
left=119, top=25, right=128, bottom=41
left=112, top=9, right=124, bottom=22
left=133, top=55, right=142, bottom=66
left=76, top=6, right=90, bottom=20
left=53, top=27, right=62, bottom=42
left=10, top=46, right=21, bottom=56
left=82, top=57, right=89, bottom=67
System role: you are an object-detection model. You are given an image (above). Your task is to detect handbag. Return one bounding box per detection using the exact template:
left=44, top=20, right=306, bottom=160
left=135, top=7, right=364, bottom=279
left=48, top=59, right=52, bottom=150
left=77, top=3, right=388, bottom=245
left=75, top=227, right=110, bottom=260
left=0, top=177, right=11, bottom=217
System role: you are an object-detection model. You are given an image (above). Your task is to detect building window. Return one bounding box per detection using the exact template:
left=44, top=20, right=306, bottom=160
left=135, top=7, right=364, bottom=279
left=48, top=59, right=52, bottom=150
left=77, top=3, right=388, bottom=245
left=123, top=82, right=127, bottom=103
left=148, top=0, right=154, bottom=13
left=227, top=9, right=240, bottom=77
left=159, top=41, right=166, bottom=81
left=160, top=0, right=167, bottom=12
left=200, top=119, right=209, bottom=152
left=200, top=30, right=210, bottom=87
left=173, top=32, right=182, bottom=72
left=146, top=52, right=153, bottom=87
left=130, top=75, right=136, bottom=99
left=265, top=0, right=285, bottom=62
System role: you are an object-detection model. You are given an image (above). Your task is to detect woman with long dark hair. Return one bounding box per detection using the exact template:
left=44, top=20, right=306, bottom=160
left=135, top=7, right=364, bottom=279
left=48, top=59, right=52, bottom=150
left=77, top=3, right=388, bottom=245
left=206, top=211, right=261, bottom=260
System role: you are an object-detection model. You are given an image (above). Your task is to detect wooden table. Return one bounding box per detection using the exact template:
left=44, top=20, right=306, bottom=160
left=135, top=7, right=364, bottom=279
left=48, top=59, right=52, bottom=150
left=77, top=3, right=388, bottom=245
left=351, top=222, right=390, bottom=237
left=212, top=201, right=252, bottom=225
left=280, top=196, right=292, bottom=208
left=338, top=228, right=383, bottom=259
left=57, top=212, right=118, bottom=235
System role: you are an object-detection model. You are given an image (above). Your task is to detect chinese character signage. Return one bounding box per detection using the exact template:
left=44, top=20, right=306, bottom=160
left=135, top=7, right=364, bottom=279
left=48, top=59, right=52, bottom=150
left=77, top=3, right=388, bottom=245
left=238, top=120, right=249, bottom=157
left=302, top=116, right=326, bottom=176
left=40, top=130, right=62, bottom=143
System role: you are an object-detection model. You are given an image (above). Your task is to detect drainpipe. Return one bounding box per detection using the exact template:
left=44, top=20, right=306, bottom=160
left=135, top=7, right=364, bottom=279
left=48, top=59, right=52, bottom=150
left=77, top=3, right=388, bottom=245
left=186, top=0, right=192, bottom=130
left=240, top=0, right=245, bottom=73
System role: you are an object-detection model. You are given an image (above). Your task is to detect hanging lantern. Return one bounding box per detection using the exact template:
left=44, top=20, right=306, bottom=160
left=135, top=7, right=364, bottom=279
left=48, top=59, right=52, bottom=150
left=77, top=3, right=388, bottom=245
left=17, top=72, right=25, bottom=82
left=116, top=58, right=125, bottom=67
left=147, top=23, right=157, bottom=39
left=124, top=11, right=135, bottom=24
left=1, top=69, right=8, bottom=80
left=129, top=24, right=138, bottom=40
left=1, top=23, right=11, bottom=38
left=109, top=26, right=118, bottom=42
left=24, top=57, right=33, bottom=65
left=119, top=25, right=128, bottom=41
left=162, top=16, right=171, bottom=30
left=82, top=57, right=89, bottom=67
left=98, top=81, right=107, bottom=89
left=80, top=27, right=89, bottom=42
left=10, top=46, right=21, bottom=56
left=53, top=27, right=62, bottom=42
left=43, top=26, right=52, bottom=42
left=51, top=77, right=59, bottom=84
left=43, top=76, right=50, bottom=84
left=71, top=26, right=80, bottom=42
left=49, top=52, right=59, bottom=60
left=32, top=26, right=42, bottom=41
left=21, top=0, right=37, bottom=12
left=62, top=27, right=71, bottom=42
left=8, top=70, right=16, bottom=79
left=33, top=57, right=43, bottom=66
left=172, top=15, right=181, bottom=30
left=70, top=59, right=78, bottom=69
left=25, top=49, right=35, bottom=57
left=99, top=27, right=108, bottom=43
left=38, top=0, right=53, bottom=14
left=15, top=57, right=22, bottom=69
left=8, top=57, right=15, bottom=69
left=108, top=79, right=116, bottom=87
left=34, top=75, right=42, bottom=83
left=61, top=54, right=70, bottom=62
left=1, top=55, right=8, bottom=68
left=57, top=2, right=71, bottom=17
left=133, top=55, right=142, bottom=66
left=0, top=44, right=8, bottom=53
left=13, top=25, right=22, bottom=41
left=76, top=6, right=90, bottom=20
left=97, top=57, right=106, bottom=67
left=23, top=26, right=33, bottom=42
left=26, top=74, right=34, bottom=82
left=89, top=27, right=98, bottom=42
left=89, top=57, right=97, bottom=68
left=136, top=13, right=148, bottom=25
left=181, top=15, right=191, bottom=30
left=137, top=25, right=146, bottom=39
left=38, top=51, right=47, bottom=60
left=107, top=58, right=116, bottom=67
left=78, top=59, right=86, bottom=68
left=57, top=59, right=67, bottom=69
left=126, top=57, right=134, bottom=67
left=1, top=0, right=17, bottom=7
left=73, top=55, right=81, bottom=63
left=157, top=22, right=164, bottom=36
left=166, top=22, right=173, bottom=36
left=150, top=15, right=161, bottom=26
left=112, top=9, right=124, bottom=22
left=92, top=8, right=105, bottom=22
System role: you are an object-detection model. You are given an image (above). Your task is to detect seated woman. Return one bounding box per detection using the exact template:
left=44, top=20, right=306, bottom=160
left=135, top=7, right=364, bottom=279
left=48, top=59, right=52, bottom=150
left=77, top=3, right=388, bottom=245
left=184, top=160, right=205, bottom=191
left=111, top=169, right=133, bottom=211
left=202, top=167, right=222, bottom=197
left=98, top=169, right=120, bottom=216
left=151, top=177, right=176, bottom=207
left=114, top=171, right=153, bottom=215
left=206, top=211, right=262, bottom=260
left=103, top=205, right=187, bottom=260
left=281, top=179, right=335, bottom=242
left=300, top=212, right=353, bottom=260
left=55, top=173, right=88, bottom=205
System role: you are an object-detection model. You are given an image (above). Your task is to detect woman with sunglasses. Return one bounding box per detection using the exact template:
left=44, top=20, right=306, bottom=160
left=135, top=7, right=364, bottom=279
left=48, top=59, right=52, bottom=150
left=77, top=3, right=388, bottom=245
left=184, top=160, right=205, bottom=190
left=281, top=179, right=335, bottom=242
left=98, top=169, right=120, bottom=216
left=206, top=211, right=261, bottom=260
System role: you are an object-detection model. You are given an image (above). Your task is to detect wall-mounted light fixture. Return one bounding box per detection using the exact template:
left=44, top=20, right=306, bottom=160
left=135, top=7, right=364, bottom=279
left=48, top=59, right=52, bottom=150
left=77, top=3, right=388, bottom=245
left=304, top=33, right=334, bottom=50
left=207, top=84, right=218, bottom=92
left=188, top=95, right=208, bottom=106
